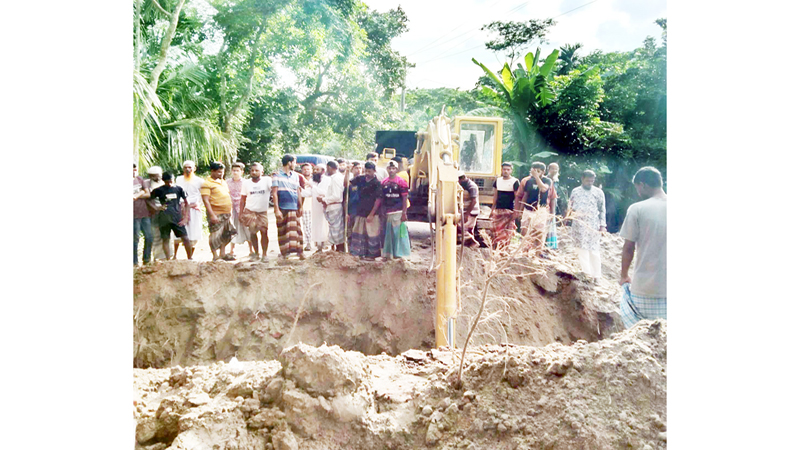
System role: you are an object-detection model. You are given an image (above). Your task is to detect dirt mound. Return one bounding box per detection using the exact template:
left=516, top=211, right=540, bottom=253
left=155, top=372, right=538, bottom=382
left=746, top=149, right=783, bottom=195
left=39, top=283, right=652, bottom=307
left=133, top=320, right=666, bottom=450
left=134, top=232, right=626, bottom=368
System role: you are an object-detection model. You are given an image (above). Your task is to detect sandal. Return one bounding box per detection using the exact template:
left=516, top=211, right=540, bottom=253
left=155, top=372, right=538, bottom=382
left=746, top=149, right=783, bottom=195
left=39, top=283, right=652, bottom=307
left=222, top=254, right=236, bottom=261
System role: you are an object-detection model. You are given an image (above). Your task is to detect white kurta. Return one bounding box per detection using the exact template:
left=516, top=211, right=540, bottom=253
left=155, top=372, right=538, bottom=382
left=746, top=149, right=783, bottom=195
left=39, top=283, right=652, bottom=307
left=309, top=177, right=330, bottom=243
left=176, top=174, right=205, bottom=242
left=569, top=185, right=606, bottom=251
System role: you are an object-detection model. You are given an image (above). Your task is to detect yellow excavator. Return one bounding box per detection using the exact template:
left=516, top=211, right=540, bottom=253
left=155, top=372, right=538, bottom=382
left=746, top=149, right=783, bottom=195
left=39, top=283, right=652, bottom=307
left=403, top=110, right=504, bottom=348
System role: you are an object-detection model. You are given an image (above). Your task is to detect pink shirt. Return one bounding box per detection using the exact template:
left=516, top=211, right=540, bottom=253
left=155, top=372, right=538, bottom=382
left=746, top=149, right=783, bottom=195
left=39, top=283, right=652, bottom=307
left=134, top=176, right=150, bottom=219
left=227, top=178, right=243, bottom=216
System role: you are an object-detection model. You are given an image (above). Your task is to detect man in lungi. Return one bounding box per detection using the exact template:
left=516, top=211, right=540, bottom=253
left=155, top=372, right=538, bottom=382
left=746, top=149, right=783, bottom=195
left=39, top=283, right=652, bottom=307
left=380, top=160, right=411, bottom=259
left=490, top=162, right=520, bottom=249
left=344, top=161, right=363, bottom=242
left=226, top=162, right=252, bottom=259
left=515, top=162, right=552, bottom=252
left=567, top=170, right=607, bottom=280
left=175, top=160, right=205, bottom=258
left=272, top=154, right=306, bottom=260
left=201, top=161, right=238, bottom=261
left=348, top=161, right=383, bottom=259
left=619, top=167, right=667, bottom=328
left=300, top=163, right=314, bottom=251
left=318, top=160, right=347, bottom=252
left=240, top=162, right=272, bottom=262
left=546, top=162, right=561, bottom=249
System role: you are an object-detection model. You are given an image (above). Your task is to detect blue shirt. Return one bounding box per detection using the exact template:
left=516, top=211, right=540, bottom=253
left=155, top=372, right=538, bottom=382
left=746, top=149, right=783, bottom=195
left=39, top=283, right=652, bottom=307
left=272, top=169, right=300, bottom=211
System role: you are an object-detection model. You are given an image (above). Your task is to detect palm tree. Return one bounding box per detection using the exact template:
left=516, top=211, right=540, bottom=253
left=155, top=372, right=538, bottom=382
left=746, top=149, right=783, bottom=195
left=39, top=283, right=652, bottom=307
left=134, top=62, right=241, bottom=170
left=556, top=43, right=583, bottom=75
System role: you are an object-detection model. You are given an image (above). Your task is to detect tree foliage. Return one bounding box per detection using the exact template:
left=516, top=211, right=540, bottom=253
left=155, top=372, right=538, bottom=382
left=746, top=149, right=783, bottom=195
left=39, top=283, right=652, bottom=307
left=482, top=19, right=556, bottom=66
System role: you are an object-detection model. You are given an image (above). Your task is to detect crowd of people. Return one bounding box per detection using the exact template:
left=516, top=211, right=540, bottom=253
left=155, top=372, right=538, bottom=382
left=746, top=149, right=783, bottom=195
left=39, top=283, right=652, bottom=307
left=134, top=156, right=666, bottom=329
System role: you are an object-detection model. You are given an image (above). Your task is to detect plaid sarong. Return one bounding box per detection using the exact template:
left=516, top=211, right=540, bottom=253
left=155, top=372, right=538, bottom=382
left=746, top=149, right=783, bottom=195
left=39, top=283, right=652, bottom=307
left=491, top=209, right=517, bottom=248
left=240, top=208, right=269, bottom=229
left=276, top=209, right=303, bottom=256
left=325, top=203, right=345, bottom=245
left=619, top=283, right=667, bottom=329
left=383, top=211, right=411, bottom=258
left=350, top=216, right=382, bottom=258
left=208, top=213, right=237, bottom=251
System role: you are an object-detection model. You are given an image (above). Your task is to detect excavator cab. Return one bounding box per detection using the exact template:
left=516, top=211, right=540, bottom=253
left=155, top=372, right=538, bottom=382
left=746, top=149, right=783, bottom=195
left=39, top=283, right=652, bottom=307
left=453, top=117, right=504, bottom=229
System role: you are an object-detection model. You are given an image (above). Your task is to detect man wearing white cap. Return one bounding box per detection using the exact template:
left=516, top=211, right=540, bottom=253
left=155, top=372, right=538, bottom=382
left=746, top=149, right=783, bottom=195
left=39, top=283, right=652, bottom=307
left=175, top=160, right=204, bottom=256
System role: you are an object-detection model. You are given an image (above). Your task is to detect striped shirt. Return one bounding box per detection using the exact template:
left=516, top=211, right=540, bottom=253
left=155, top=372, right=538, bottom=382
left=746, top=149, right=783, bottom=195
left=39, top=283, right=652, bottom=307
left=272, top=169, right=300, bottom=211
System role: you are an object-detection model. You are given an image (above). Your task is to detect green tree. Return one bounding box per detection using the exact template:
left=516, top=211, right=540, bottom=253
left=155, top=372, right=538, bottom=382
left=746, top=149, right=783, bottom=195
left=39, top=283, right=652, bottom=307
left=473, top=48, right=560, bottom=162
left=555, top=43, right=583, bottom=76
left=134, top=0, right=239, bottom=170
left=481, top=19, right=556, bottom=66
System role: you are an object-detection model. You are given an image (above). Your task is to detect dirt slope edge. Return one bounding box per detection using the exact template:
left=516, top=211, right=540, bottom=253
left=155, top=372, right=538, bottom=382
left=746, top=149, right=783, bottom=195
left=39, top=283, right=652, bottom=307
left=134, top=248, right=624, bottom=369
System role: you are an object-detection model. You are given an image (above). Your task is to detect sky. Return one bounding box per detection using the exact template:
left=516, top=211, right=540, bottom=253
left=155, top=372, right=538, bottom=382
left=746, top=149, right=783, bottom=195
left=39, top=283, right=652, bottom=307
left=363, top=0, right=667, bottom=90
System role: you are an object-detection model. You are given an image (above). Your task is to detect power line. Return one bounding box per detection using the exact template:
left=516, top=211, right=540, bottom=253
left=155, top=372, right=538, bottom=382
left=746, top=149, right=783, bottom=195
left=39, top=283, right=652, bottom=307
left=412, top=0, right=603, bottom=66
left=408, top=1, right=530, bottom=57
left=553, top=0, right=600, bottom=18
left=407, top=0, right=507, bottom=56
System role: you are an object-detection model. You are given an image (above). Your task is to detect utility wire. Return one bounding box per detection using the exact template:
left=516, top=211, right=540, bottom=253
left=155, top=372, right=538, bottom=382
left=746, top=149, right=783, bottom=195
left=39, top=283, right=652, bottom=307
left=408, top=1, right=530, bottom=57
left=407, top=0, right=507, bottom=56
left=413, top=0, right=602, bottom=66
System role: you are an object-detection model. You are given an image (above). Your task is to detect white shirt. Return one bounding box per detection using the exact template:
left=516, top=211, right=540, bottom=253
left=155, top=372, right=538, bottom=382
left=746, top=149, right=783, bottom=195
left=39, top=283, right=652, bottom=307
left=176, top=174, right=203, bottom=205
left=242, top=176, right=272, bottom=212
left=619, top=197, right=667, bottom=298
left=324, top=172, right=345, bottom=204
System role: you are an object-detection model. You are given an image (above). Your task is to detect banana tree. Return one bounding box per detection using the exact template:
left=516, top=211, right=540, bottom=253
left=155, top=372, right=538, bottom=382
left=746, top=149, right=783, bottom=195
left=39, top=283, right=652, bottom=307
left=473, top=47, right=559, bottom=162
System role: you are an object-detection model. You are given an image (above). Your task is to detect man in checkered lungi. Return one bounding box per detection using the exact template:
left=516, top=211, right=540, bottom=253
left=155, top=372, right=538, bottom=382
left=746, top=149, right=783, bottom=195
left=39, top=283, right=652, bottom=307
left=272, top=154, right=306, bottom=260
left=318, top=160, right=347, bottom=252
left=619, top=167, right=667, bottom=328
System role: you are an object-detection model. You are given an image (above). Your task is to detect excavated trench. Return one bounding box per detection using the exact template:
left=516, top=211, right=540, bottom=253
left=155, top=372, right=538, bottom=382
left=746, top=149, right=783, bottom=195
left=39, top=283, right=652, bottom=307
left=133, top=233, right=668, bottom=450
left=133, top=240, right=624, bottom=369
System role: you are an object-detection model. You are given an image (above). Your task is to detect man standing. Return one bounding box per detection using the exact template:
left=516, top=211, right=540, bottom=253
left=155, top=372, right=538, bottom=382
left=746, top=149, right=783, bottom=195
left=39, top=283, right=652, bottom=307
left=150, top=173, right=194, bottom=260
left=300, top=163, right=314, bottom=251
left=145, top=166, right=171, bottom=260
left=515, top=162, right=552, bottom=248
left=318, top=160, right=347, bottom=252
left=345, top=161, right=363, bottom=241
left=272, top=154, right=306, bottom=260
left=619, top=167, right=667, bottom=328
left=568, top=170, right=607, bottom=280
left=348, top=161, right=383, bottom=259
left=201, top=162, right=237, bottom=261
left=175, top=160, right=204, bottom=257
left=227, top=162, right=252, bottom=259
left=133, top=163, right=153, bottom=266
left=546, top=162, right=561, bottom=249
left=366, top=152, right=388, bottom=181
left=490, top=162, right=520, bottom=249
left=301, top=164, right=329, bottom=252
left=240, top=162, right=272, bottom=262
left=458, top=171, right=481, bottom=247
left=380, top=160, right=411, bottom=259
